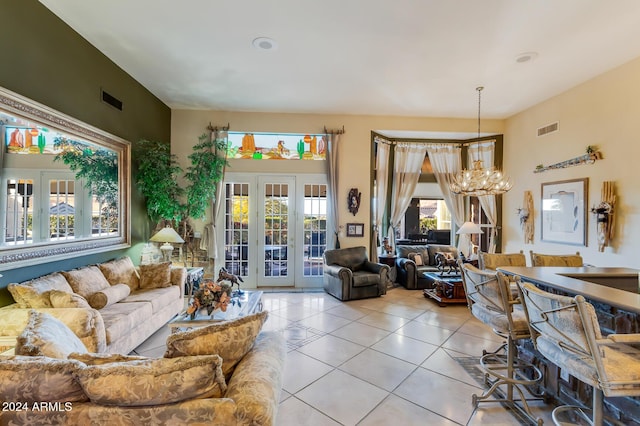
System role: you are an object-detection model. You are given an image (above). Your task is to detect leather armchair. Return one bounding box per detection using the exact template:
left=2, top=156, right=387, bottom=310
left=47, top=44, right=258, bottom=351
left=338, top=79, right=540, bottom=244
left=323, top=246, right=389, bottom=301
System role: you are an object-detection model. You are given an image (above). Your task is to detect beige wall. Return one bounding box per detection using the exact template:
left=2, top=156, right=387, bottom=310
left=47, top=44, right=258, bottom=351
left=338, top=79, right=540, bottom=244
left=172, top=55, right=639, bottom=268
left=171, top=110, right=502, bottom=252
left=503, top=56, right=640, bottom=267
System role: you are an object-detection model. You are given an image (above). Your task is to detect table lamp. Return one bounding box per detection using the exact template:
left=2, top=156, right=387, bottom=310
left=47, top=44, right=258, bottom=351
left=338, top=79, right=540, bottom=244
left=456, top=221, right=483, bottom=259
left=149, top=227, right=185, bottom=262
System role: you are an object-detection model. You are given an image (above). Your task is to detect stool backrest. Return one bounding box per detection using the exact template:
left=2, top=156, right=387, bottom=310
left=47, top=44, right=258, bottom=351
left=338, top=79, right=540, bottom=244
left=529, top=251, right=583, bottom=267
left=516, top=281, right=601, bottom=357
left=460, top=263, right=510, bottom=315
left=478, top=251, right=526, bottom=270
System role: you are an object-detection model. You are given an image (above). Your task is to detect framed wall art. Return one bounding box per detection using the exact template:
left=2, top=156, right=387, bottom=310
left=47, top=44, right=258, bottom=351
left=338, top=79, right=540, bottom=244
left=346, top=223, right=364, bottom=237
left=541, top=178, right=588, bottom=246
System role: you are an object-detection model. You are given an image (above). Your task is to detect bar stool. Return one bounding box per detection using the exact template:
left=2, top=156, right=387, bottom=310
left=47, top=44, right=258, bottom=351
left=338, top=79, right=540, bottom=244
left=459, top=263, right=544, bottom=425
left=517, top=280, right=640, bottom=426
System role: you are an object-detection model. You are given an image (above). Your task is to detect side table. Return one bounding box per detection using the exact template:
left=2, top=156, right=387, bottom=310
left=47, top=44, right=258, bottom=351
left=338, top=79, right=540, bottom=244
left=185, top=267, right=204, bottom=298
left=378, top=255, right=397, bottom=285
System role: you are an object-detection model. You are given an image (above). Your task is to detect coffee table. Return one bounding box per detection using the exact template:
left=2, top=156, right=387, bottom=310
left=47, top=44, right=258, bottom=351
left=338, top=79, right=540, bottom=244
left=168, top=290, right=263, bottom=332
left=422, top=272, right=467, bottom=306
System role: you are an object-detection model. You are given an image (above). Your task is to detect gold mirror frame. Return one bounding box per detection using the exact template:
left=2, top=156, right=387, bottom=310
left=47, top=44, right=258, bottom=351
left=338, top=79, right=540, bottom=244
left=0, top=86, right=130, bottom=271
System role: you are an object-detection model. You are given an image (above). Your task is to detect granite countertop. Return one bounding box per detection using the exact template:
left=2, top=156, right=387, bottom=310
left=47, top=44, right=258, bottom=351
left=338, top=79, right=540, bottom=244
left=498, top=266, right=640, bottom=314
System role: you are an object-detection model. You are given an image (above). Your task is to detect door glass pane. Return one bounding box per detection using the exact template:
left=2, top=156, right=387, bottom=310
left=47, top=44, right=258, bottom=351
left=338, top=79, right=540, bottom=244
left=4, top=179, right=34, bottom=245
left=224, top=182, right=249, bottom=277
left=264, top=183, right=288, bottom=277
left=303, top=184, right=326, bottom=277
left=49, top=179, right=75, bottom=241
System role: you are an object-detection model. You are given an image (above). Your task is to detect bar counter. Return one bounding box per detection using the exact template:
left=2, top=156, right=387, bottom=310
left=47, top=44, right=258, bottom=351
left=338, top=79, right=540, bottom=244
left=498, top=266, right=640, bottom=314
left=498, top=266, right=640, bottom=422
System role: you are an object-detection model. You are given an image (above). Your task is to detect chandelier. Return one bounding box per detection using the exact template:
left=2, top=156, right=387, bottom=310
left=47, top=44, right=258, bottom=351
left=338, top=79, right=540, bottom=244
left=450, top=87, right=512, bottom=196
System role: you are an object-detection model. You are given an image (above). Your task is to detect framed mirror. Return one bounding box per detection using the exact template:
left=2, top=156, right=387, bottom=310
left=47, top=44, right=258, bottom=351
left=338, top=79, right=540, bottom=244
left=0, top=86, right=130, bottom=271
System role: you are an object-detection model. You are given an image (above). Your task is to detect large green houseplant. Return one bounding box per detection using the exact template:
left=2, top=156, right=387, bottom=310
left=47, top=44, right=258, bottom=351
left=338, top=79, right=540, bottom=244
left=135, top=134, right=228, bottom=237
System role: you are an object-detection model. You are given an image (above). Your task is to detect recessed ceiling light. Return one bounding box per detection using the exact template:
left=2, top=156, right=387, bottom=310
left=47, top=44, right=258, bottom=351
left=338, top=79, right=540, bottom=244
left=252, top=37, right=278, bottom=51
left=516, top=52, right=538, bottom=63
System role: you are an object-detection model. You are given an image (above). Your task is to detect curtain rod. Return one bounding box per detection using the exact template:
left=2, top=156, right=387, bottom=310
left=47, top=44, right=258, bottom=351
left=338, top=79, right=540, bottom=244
left=206, top=122, right=230, bottom=132
left=324, top=125, right=345, bottom=135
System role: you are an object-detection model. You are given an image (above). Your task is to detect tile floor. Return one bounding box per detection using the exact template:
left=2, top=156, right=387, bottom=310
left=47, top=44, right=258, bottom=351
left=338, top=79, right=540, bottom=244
left=133, top=286, right=556, bottom=425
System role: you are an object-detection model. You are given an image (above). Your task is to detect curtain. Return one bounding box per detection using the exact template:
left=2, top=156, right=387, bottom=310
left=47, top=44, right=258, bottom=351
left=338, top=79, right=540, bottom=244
left=388, top=143, right=428, bottom=246
left=326, top=132, right=341, bottom=248
left=470, top=141, right=498, bottom=253
left=424, top=143, right=466, bottom=251
left=201, top=129, right=228, bottom=270
left=371, top=138, right=391, bottom=262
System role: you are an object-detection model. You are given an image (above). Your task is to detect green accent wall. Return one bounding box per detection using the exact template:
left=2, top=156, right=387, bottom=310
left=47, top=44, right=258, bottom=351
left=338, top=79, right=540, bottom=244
left=0, top=0, right=171, bottom=306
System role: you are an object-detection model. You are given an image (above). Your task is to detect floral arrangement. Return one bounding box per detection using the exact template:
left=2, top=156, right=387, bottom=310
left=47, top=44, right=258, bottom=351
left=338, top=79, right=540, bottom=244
left=516, top=207, right=530, bottom=226
left=591, top=202, right=613, bottom=216
left=186, top=278, right=234, bottom=320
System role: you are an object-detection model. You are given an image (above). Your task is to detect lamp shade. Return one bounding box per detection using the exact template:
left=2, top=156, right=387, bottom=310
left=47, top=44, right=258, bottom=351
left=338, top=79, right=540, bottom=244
left=149, top=227, right=185, bottom=244
left=456, top=221, right=483, bottom=235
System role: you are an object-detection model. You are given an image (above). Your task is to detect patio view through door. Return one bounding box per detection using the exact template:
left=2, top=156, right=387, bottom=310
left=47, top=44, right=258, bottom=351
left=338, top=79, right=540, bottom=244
left=222, top=174, right=328, bottom=288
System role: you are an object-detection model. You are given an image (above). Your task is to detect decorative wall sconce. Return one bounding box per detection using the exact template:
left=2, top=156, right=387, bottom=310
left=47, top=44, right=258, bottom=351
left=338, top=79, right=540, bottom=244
left=591, top=181, right=616, bottom=252
left=517, top=190, right=534, bottom=244
left=348, top=188, right=361, bottom=216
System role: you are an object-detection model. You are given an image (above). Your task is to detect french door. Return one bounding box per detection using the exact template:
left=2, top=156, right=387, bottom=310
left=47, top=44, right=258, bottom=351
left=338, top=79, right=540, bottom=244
left=220, top=173, right=328, bottom=288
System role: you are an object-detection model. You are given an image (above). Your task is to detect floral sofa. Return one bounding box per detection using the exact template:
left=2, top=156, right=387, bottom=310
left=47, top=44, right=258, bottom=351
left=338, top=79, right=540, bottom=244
left=0, top=257, right=186, bottom=355
left=395, top=244, right=459, bottom=289
left=0, top=310, right=285, bottom=425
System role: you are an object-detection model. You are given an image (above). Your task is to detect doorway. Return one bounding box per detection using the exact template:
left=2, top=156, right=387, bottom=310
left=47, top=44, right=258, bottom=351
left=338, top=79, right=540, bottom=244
left=220, top=173, right=328, bottom=289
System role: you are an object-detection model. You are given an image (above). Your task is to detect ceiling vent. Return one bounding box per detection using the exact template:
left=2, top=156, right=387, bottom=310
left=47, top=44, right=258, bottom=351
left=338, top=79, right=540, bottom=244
left=537, top=121, right=558, bottom=137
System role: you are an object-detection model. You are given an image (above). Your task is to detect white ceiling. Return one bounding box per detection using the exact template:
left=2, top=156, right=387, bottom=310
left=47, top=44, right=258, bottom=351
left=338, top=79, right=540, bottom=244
left=40, top=0, right=640, bottom=120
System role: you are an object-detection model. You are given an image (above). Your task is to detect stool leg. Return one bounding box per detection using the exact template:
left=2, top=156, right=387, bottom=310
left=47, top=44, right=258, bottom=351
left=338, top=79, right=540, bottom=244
left=592, top=388, right=603, bottom=426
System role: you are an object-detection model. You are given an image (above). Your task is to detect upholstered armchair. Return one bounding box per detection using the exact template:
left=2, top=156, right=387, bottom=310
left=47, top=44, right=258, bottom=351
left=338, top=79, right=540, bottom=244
left=323, top=246, right=389, bottom=301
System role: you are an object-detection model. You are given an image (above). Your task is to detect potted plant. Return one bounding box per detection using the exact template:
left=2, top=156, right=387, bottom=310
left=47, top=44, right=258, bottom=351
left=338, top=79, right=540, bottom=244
left=135, top=134, right=228, bottom=240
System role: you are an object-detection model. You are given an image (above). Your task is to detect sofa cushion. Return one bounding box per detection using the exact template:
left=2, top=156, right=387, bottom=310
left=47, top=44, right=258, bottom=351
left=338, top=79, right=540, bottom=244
left=121, top=285, right=181, bottom=314
left=75, top=355, right=227, bottom=406
left=99, top=301, right=153, bottom=345
left=99, top=256, right=140, bottom=291
left=62, top=266, right=111, bottom=299
left=0, top=355, right=88, bottom=402
left=7, top=273, right=73, bottom=308
left=69, top=352, right=148, bottom=365
left=352, top=271, right=381, bottom=287
left=396, top=245, right=430, bottom=263
left=48, top=289, right=92, bottom=309
left=165, top=310, right=268, bottom=380
left=87, top=283, right=131, bottom=309
left=427, top=244, right=458, bottom=266
left=139, top=262, right=172, bottom=289
left=15, top=310, right=88, bottom=358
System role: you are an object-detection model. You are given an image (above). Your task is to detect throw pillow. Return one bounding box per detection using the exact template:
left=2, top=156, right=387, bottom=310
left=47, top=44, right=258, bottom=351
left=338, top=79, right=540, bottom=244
left=49, top=290, right=91, bottom=309
left=75, top=355, right=226, bottom=406
left=0, top=356, right=87, bottom=403
left=15, top=310, right=88, bottom=358
left=139, top=262, right=172, bottom=289
left=165, top=310, right=268, bottom=380
left=62, top=266, right=111, bottom=299
left=68, top=352, right=148, bottom=365
left=7, top=272, right=73, bottom=308
left=408, top=252, right=424, bottom=266
left=98, top=256, right=140, bottom=291
left=87, top=283, right=131, bottom=309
